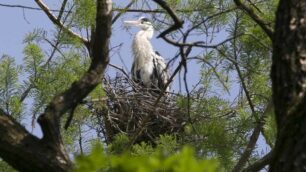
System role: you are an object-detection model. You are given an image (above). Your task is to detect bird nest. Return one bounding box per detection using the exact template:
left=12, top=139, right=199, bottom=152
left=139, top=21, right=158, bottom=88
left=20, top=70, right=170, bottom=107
left=91, top=72, right=188, bottom=145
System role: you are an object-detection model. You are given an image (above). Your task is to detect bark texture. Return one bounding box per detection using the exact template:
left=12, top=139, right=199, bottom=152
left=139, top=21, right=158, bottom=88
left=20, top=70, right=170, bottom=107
left=0, top=0, right=112, bottom=171
left=270, top=0, right=306, bottom=171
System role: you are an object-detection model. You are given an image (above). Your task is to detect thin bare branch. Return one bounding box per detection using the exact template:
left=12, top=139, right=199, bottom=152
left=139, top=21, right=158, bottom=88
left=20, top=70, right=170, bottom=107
left=57, top=0, right=68, bottom=20
left=162, top=34, right=244, bottom=49
left=112, top=0, right=136, bottom=24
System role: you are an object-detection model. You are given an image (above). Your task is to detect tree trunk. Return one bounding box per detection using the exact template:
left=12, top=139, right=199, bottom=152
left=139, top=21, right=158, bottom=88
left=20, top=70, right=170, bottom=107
left=270, top=0, right=306, bottom=171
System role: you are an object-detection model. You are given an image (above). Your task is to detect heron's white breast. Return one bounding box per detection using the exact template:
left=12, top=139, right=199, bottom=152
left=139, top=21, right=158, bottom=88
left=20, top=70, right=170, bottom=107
left=131, top=29, right=157, bottom=86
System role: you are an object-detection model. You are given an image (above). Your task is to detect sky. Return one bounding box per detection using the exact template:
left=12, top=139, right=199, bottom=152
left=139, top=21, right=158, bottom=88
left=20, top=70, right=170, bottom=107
left=0, top=0, right=269, bottom=160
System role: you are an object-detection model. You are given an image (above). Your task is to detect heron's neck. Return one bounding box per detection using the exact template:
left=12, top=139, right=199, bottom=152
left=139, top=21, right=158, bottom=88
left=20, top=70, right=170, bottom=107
left=138, top=27, right=154, bottom=39
left=133, top=28, right=154, bottom=63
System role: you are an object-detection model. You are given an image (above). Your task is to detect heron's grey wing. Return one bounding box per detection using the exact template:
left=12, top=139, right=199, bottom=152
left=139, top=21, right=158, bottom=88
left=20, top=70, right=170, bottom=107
left=152, top=53, right=170, bottom=91
left=155, top=51, right=161, bottom=56
left=131, top=62, right=141, bottom=83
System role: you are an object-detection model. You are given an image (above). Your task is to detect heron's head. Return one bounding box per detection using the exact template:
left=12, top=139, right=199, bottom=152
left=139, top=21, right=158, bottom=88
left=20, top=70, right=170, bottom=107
left=124, top=17, right=153, bottom=30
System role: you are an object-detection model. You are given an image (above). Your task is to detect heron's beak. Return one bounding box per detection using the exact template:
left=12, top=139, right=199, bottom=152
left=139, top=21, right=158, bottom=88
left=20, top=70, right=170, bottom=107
left=124, top=20, right=140, bottom=26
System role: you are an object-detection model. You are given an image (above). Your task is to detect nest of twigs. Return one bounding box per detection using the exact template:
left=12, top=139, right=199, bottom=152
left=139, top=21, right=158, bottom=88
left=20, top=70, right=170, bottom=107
left=92, top=72, right=188, bottom=144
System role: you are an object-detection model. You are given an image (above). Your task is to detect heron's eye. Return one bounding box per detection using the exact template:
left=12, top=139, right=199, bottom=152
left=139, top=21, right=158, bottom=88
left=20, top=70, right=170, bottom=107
left=140, top=18, right=150, bottom=24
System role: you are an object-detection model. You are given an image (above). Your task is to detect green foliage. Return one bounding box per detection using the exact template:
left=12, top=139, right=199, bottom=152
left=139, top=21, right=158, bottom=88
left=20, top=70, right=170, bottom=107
left=73, top=145, right=110, bottom=172
left=0, top=159, right=16, bottom=172
left=0, top=55, right=23, bottom=119
left=89, top=85, right=106, bottom=100
left=23, top=28, right=46, bottom=44
left=131, top=142, right=155, bottom=156
left=23, top=43, right=44, bottom=77
left=263, top=107, right=277, bottom=146
left=108, top=133, right=130, bottom=154
left=73, top=143, right=220, bottom=172
left=131, top=135, right=178, bottom=156
left=156, top=135, right=178, bottom=155
left=73, top=0, right=96, bottom=28
left=28, top=51, right=89, bottom=111
left=177, top=93, right=256, bottom=169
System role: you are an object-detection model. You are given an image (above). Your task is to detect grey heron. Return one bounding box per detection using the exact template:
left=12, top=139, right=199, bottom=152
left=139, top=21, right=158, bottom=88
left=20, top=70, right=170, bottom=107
left=124, top=17, right=170, bottom=93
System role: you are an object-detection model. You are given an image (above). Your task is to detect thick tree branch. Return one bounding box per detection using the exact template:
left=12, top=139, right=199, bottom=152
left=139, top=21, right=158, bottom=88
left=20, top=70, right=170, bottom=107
left=34, top=0, right=89, bottom=46
left=242, top=150, right=273, bottom=172
left=233, top=0, right=273, bottom=39
left=0, top=110, right=71, bottom=172
left=231, top=118, right=264, bottom=172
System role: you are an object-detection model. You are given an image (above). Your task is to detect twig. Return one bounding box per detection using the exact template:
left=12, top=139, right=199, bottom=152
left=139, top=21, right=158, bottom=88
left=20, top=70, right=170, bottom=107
left=192, top=57, right=230, bottom=94
left=161, top=34, right=244, bottom=49
left=112, top=0, right=136, bottom=24
left=78, top=125, right=84, bottom=154
left=64, top=106, right=76, bottom=130
left=57, top=0, right=68, bottom=20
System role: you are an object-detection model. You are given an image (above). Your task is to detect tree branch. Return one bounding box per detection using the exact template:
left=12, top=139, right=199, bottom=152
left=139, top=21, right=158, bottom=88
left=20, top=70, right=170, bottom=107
left=34, top=0, right=89, bottom=46
left=242, top=150, right=273, bottom=172
left=112, top=0, right=136, bottom=24
left=0, top=109, right=71, bottom=172
left=233, top=0, right=273, bottom=39
left=57, top=0, right=68, bottom=20
left=152, top=0, right=184, bottom=38
left=231, top=118, right=264, bottom=172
